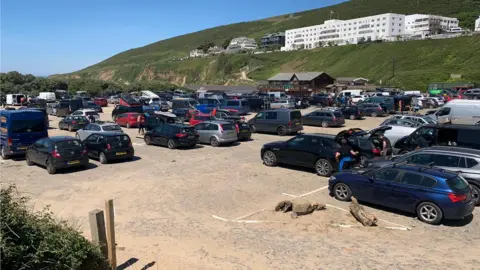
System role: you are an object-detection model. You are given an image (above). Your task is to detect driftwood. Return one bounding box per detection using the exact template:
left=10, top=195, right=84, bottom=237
left=275, top=198, right=326, bottom=219
left=349, top=196, right=378, bottom=226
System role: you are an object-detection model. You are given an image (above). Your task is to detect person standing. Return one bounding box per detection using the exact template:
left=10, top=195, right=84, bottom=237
left=137, top=114, right=145, bottom=136
left=378, top=134, right=391, bottom=157
left=88, top=114, right=95, bottom=123
left=335, top=139, right=359, bottom=172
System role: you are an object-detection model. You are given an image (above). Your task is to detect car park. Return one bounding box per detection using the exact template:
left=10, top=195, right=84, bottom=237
left=83, top=132, right=134, bottom=164
left=338, top=106, right=364, bottom=120
left=329, top=164, right=475, bottom=225
left=194, top=120, right=238, bottom=146
left=144, top=123, right=198, bottom=149
left=248, top=109, right=303, bottom=136
left=26, top=136, right=88, bottom=174
left=75, top=122, right=123, bottom=141
left=261, top=133, right=340, bottom=176
left=367, top=146, right=480, bottom=206
left=115, top=112, right=142, bottom=128
left=357, top=103, right=385, bottom=117
left=302, top=109, right=345, bottom=128
left=58, top=116, right=89, bottom=132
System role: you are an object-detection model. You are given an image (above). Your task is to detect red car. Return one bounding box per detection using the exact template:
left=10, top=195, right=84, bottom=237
left=115, top=112, right=142, bottom=128
left=189, top=114, right=215, bottom=126
left=94, top=97, right=108, bottom=107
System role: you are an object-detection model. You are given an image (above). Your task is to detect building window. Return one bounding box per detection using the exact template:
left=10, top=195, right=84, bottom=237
left=392, top=23, right=395, bottom=26
left=383, top=17, right=386, bottom=20
left=399, top=23, right=402, bottom=26
left=377, top=18, right=380, bottom=21
left=382, top=29, right=385, bottom=32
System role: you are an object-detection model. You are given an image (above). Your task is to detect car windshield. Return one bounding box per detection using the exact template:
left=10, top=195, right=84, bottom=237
left=10, top=119, right=46, bottom=133
left=421, top=116, right=436, bottom=124
left=55, top=140, right=82, bottom=149
left=102, top=125, right=122, bottom=131
left=446, top=176, right=470, bottom=192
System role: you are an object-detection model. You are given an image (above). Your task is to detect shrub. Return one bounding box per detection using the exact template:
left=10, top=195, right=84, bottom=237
left=0, top=185, right=110, bottom=270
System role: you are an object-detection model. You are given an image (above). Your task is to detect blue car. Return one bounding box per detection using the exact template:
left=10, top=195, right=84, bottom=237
left=328, top=164, right=475, bottom=225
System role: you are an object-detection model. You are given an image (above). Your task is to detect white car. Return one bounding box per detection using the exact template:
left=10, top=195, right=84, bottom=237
left=390, top=114, right=436, bottom=125
left=351, top=95, right=368, bottom=103
left=70, top=109, right=100, bottom=121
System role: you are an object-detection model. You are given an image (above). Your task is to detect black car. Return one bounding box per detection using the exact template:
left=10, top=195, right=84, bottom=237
left=339, top=106, right=364, bottom=120
left=357, top=103, right=385, bottom=117
left=26, top=136, right=89, bottom=174
left=83, top=132, right=134, bottom=164
left=302, top=109, right=345, bottom=128
left=309, top=94, right=332, bottom=107
left=335, top=127, right=392, bottom=163
left=83, top=101, right=103, bottom=113
left=235, top=121, right=252, bottom=140
left=59, top=116, right=89, bottom=131
left=144, top=123, right=198, bottom=149
left=112, top=105, right=143, bottom=120
left=261, top=134, right=340, bottom=176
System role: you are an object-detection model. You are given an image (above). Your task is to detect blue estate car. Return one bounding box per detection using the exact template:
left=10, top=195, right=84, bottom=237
left=328, top=164, right=475, bottom=225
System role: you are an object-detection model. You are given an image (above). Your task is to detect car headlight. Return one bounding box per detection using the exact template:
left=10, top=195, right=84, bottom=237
left=329, top=176, right=336, bottom=181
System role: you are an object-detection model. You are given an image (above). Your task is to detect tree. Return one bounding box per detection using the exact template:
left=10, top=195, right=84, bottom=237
left=222, top=37, right=233, bottom=49
left=197, top=41, right=215, bottom=53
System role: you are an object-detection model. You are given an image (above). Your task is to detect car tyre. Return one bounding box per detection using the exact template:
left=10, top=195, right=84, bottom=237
left=333, top=183, right=352, bottom=201
left=416, top=202, right=443, bottom=225
left=315, top=158, right=333, bottom=176
left=68, top=125, right=73, bottom=132
left=262, top=150, right=277, bottom=166
left=210, top=137, right=220, bottom=147
left=371, top=112, right=378, bottom=117
left=46, top=160, right=56, bottom=175
left=471, top=185, right=480, bottom=206
left=321, top=121, right=328, bottom=128
left=167, top=139, right=176, bottom=149
left=99, top=152, right=108, bottom=164
left=1, top=146, right=9, bottom=160
left=126, top=122, right=131, bottom=129
left=144, top=136, right=152, bottom=145
left=26, top=153, right=34, bottom=166
left=277, top=126, right=287, bottom=136
left=350, top=115, right=356, bottom=120
left=250, top=125, right=256, bottom=133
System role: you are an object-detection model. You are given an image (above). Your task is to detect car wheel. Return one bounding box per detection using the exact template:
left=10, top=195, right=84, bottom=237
left=277, top=126, right=287, bottom=136
left=144, top=137, right=152, bottom=146
left=26, top=153, right=34, bottom=166
left=315, top=158, right=332, bottom=176
left=321, top=121, right=328, bottom=128
left=471, top=185, right=480, bottom=206
left=371, top=112, right=378, bottom=117
left=350, top=115, right=356, bottom=120
left=1, top=146, right=9, bottom=160
left=262, top=150, right=277, bottom=166
left=333, top=183, right=352, bottom=201
left=416, top=202, right=443, bottom=225
left=167, top=139, right=176, bottom=149
left=99, top=152, right=108, bottom=164
left=210, top=137, right=220, bottom=147
left=126, top=122, right=131, bottom=129
left=250, top=125, right=256, bottom=133
left=68, top=125, right=73, bottom=132
left=46, top=160, right=56, bottom=175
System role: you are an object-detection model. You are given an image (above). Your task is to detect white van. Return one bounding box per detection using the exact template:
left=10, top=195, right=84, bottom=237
left=6, top=94, right=26, bottom=105
left=403, top=91, right=421, bottom=95
left=433, top=99, right=480, bottom=125
left=140, top=90, right=160, bottom=104
left=38, top=92, right=56, bottom=102
left=339, top=89, right=365, bottom=97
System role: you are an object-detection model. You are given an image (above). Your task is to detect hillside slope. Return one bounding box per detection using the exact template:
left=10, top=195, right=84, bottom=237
left=63, top=0, right=480, bottom=89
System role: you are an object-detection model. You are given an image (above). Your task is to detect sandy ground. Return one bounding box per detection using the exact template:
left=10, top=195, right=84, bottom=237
left=1, top=105, right=479, bottom=270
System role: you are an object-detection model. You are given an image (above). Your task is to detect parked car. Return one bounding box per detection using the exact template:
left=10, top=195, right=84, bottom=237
left=172, top=99, right=198, bottom=119
left=235, top=121, right=252, bottom=141
left=26, top=136, right=89, bottom=174
left=367, top=146, right=480, bottom=206
left=144, top=123, right=198, bottom=149
left=261, top=133, right=340, bottom=176
left=357, top=103, right=385, bottom=117
left=309, top=94, right=332, bottom=107
left=112, top=105, right=143, bottom=120
left=380, top=118, right=422, bottom=128
left=71, top=109, right=100, bottom=121
left=75, top=122, right=123, bottom=141
left=221, top=99, right=250, bottom=115
left=93, top=97, right=108, bottom=107
left=390, top=114, right=436, bottom=125
left=302, top=109, right=345, bottom=128
left=269, top=99, right=295, bottom=109
left=58, top=116, right=89, bottom=131
left=351, top=95, right=368, bottom=104
left=248, top=109, right=303, bottom=136
left=189, top=114, right=215, bottom=126
left=83, top=132, right=134, bottom=164
left=115, top=112, right=142, bottom=128
left=194, top=121, right=238, bottom=146
left=329, top=164, right=475, bottom=224
left=83, top=101, right=103, bottom=113
left=338, top=106, right=364, bottom=120
left=108, top=95, right=120, bottom=104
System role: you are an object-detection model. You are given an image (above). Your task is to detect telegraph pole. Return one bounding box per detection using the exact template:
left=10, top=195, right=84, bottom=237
left=392, top=57, right=396, bottom=77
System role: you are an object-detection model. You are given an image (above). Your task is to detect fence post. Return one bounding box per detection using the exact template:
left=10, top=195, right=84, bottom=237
left=105, top=199, right=117, bottom=270
left=88, top=209, right=108, bottom=258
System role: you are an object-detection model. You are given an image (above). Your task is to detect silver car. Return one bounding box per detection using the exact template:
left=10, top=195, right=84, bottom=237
left=194, top=120, right=238, bottom=146
left=75, top=122, right=124, bottom=141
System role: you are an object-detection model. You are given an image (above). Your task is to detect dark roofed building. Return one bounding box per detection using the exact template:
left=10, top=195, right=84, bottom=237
left=261, top=32, right=285, bottom=48
left=263, top=72, right=335, bottom=96
left=336, top=77, right=369, bottom=86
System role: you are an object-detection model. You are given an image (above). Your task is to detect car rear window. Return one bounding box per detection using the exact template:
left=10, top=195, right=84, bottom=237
left=221, top=124, right=235, bottom=130
left=72, top=116, right=88, bottom=121
left=10, top=120, right=46, bottom=134
left=446, top=176, right=470, bottom=192
left=102, top=125, right=122, bottom=131
left=357, top=138, right=374, bottom=149
left=55, top=140, right=82, bottom=149
left=290, top=111, right=302, bottom=120
left=178, top=127, right=195, bottom=133
left=85, top=112, right=98, bottom=116
left=334, top=112, right=343, bottom=117
left=106, top=135, right=130, bottom=143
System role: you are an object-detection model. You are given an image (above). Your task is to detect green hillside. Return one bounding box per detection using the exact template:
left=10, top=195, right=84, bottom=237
left=62, top=0, right=480, bottom=89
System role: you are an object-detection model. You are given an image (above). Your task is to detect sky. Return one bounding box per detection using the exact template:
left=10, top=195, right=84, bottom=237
left=0, top=0, right=345, bottom=76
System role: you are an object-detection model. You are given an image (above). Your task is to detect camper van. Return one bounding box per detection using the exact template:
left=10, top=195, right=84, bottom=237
left=141, top=90, right=160, bottom=105
left=430, top=99, right=480, bottom=125
left=338, top=89, right=365, bottom=98
left=38, top=92, right=56, bottom=102
left=6, top=94, right=26, bottom=105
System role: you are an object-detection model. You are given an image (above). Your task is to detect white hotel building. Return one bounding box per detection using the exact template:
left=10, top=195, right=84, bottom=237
left=404, top=14, right=459, bottom=37
left=283, top=13, right=460, bottom=51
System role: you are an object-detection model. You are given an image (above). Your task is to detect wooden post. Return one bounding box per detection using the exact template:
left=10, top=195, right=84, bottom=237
left=105, top=199, right=117, bottom=269
left=88, top=209, right=108, bottom=258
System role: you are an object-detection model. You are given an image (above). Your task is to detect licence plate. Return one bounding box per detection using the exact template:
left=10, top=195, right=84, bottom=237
left=68, top=160, right=80, bottom=165
left=295, top=122, right=300, bottom=125
left=116, top=152, right=126, bottom=156
left=17, top=146, right=27, bottom=150
left=242, top=129, right=249, bottom=133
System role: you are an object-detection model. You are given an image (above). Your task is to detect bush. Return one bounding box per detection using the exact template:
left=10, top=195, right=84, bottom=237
left=0, top=185, right=110, bottom=270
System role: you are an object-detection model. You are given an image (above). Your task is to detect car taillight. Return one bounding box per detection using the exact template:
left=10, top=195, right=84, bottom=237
left=378, top=107, right=382, bottom=111
left=107, top=144, right=111, bottom=150
left=333, top=116, right=336, bottom=121
left=52, top=150, right=61, bottom=158
left=176, top=133, right=187, bottom=138
left=72, top=121, right=77, bottom=124
left=288, top=121, right=292, bottom=127
left=235, top=123, right=239, bottom=133
left=219, top=124, right=224, bottom=133
left=372, top=148, right=381, bottom=154
left=7, top=137, right=12, bottom=146
left=448, top=193, right=467, bottom=203
left=82, top=149, right=87, bottom=155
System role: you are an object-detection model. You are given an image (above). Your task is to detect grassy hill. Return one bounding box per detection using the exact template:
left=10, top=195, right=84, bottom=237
left=62, top=0, right=480, bottom=89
